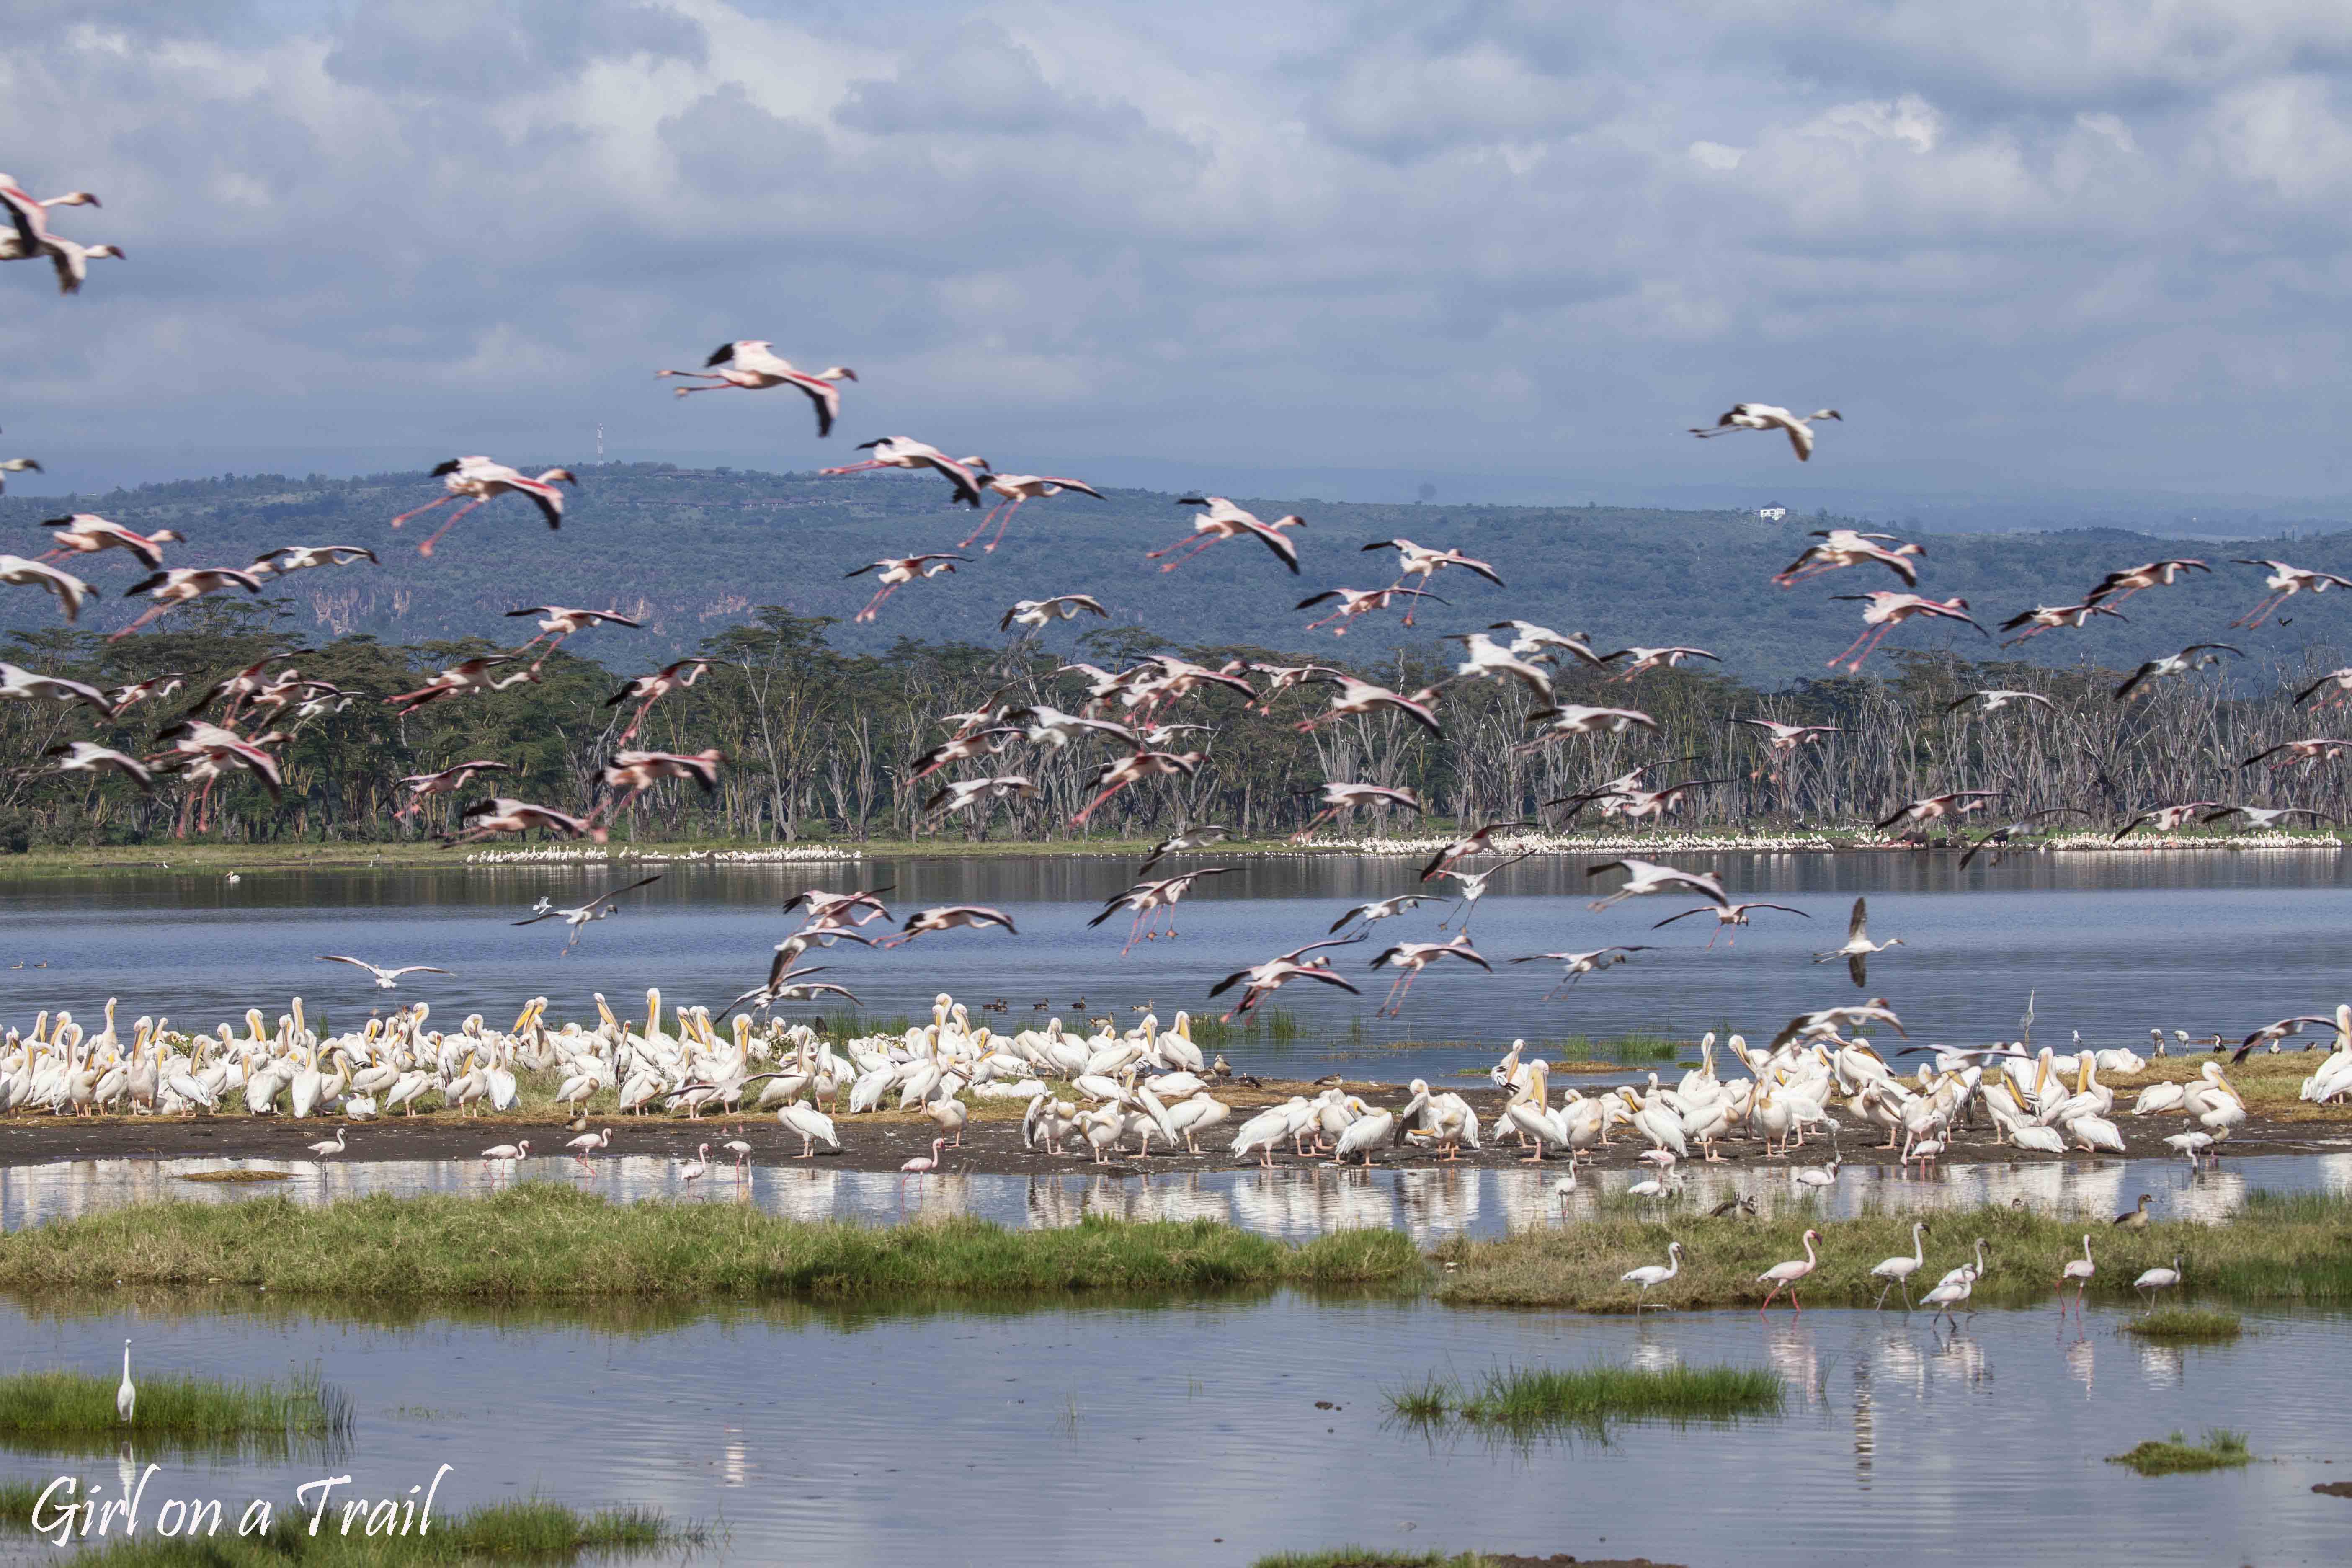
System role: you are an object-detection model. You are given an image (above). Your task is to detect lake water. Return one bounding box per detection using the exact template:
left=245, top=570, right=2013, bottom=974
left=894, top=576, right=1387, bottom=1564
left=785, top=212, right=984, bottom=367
left=8, top=1152, right=2352, bottom=1243
left=3, top=850, right=2349, bottom=1082
left=3, top=1290, right=2346, bottom=1567
left=6, top=853, right=2352, bottom=1565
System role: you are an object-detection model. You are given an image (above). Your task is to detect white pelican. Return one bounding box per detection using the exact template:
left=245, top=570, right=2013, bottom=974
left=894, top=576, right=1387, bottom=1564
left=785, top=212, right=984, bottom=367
left=317, top=956, right=451, bottom=989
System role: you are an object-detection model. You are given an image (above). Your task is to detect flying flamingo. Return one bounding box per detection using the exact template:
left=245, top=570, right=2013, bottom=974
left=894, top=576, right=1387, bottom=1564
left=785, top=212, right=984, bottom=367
left=1515, top=704, right=1657, bottom=751
left=1089, top=867, right=1234, bottom=953
left=393, top=761, right=513, bottom=820
left=1146, top=497, right=1306, bottom=573
left=1368, top=934, right=1491, bottom=1017
left=0, top=555, right=94, bottom=621
left=596, top=748, right=724, bottom=825
left=1601, top=645, right=1721, bottom=681
left=441, top=798, right=601, bottom=847
left=1419, top=820, right=1533, bottom=881
left=2084, top=558, right=2209, bottom=605
left=656, top=341, right=856, bottom=434
left=505, top=605, right=642, bottom=655
left=1001, top=594, right=1109, bottom=633
left=249, top=544, right=377, bottom=578
left=1359, top=538, right=1503, bottom=623
left=0, top=457, right=41, bottom=492
left=1207, top=938, right=1365, bottom=1021
left=966, top=472, right=1106, bottom=552
left=1775, top=529, right=1922, bottom=587
left=2231, top=559, right=2352, bottom=629
left=1, top=661, right=111, bottom=714
left=819, top=437, right=987, bottom=507
left=922, top=775, right=1039, bottom=821
left=384, top=657, right=538, bottom=715
left=1690, top=403, right=1841, bottom=460
left=1757, top=1228, right=1823, bottom=1311
left=2241, top=737, right=2352, bottom=770
left=114, top=567, right=267, bottom=638
left=1295, top=585, right=1444, bottom=635
left=513, top=874, right=664, bottom=949
left=883, top=905, right=1019, bottom=947
left=45, top=740, right=155, bottom=791
left=1136, top=823, right=1235, bottom=876
left=1512, top=945, right=1653, bottom=999
left=1070, top=749, right=1204, bottom=825
left=1294, top=675, right=1442, bottom=738
left=1651, top=900, right=1808, bottom=948
left=2112, top=802, right=2223, bottom=841
left=389, top=456, right=576, bottom=556
left=1585, top=859, right=1730, bottom=911
left=1827, top=593, right=1986, bottom=672
left=39, top=514, right=183, bottom=569
left=1289, top=781, right=1424, bottom=841
left=846, top=554, right=968, bottom=623
left=2114, top=644, right=2241, bottom=702
left=605, top=658, right=712, bottom=745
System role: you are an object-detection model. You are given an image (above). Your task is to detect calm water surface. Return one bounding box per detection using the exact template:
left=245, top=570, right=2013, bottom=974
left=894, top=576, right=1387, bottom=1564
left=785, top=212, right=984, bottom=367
left=7, top=1153, right=2352, bottom=1242
left=2, top=851, right=2349, bottom=1082
left=1, top=1293, right=2344, bottom=1568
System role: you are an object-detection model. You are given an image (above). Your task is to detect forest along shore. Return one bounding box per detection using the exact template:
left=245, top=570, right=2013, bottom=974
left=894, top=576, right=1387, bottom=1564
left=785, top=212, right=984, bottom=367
left=4, top=828, right=2346, bottom=879
left=0, top=1072, right=2335, bottom=1173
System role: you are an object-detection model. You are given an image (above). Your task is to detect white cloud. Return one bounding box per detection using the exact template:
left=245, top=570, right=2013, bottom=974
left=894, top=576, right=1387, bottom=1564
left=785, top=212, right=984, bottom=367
left=0, top=1, right=2350, bottom=496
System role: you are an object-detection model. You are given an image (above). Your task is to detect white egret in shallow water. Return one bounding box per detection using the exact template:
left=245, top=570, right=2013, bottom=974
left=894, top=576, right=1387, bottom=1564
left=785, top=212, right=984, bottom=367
left=116, top=1341, right=134, bottom=1424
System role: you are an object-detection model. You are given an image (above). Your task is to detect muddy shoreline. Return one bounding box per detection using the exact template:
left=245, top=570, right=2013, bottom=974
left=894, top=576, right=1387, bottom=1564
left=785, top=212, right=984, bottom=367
left=0, top=1079, right=2334, bottom=1176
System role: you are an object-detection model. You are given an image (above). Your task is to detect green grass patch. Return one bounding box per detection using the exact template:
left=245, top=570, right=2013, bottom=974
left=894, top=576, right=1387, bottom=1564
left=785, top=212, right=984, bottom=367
left=2123, top=1308, right=2244, bottom=1342
left=0, top=1186, right=1427, bottom=1303
left=1389, top=1363, right=1782, bottom=1436
left=1434, top=1196, right=2352, bottom=1310
left=14, top=1496, right=703, bottom=1564
left=1252, top=1551, right=1493, bottom=1568
left=2108, top=1429, right=2253, bottom=1476
left=0, top=1477, right=46, bottom=1531
left=0, top=1366, right=350, bottom=1457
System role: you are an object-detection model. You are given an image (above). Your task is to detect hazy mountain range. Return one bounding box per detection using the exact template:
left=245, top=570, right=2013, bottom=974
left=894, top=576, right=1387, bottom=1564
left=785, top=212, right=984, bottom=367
left=6, top=464, right=2349, bottom=687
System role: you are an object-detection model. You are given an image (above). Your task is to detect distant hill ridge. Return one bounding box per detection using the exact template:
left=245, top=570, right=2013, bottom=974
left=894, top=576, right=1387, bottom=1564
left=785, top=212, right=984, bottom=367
left=6, top=463, right=2349, bottom=684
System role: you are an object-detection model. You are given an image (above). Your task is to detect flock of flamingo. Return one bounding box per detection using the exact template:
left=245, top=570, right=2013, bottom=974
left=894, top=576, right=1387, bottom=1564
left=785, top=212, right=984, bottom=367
left=5, top=161, right=2352, bottom=1252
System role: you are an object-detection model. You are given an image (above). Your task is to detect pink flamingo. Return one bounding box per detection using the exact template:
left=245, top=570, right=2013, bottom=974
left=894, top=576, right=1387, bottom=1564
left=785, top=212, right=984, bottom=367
left=1757, top=1228, right=1822, bottom=1312
left=389, top=456, right=575, bottom=557
left=1826, top=593, right=1986, bottom=673
left=900, top=1137, right=948, bottom=1174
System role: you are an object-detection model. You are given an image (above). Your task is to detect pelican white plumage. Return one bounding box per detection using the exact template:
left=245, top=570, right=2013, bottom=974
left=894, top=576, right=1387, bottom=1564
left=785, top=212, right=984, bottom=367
left=317, top=955, right=451, bottom=989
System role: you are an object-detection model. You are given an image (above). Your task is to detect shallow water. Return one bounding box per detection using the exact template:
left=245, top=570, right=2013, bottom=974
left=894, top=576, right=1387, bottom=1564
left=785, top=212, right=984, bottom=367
left=3, top=850, right=2350, bottom=1083
left=1, top=1291, right=2344, bottom=1567
left=8, top=1151, right=2349, bottom=1244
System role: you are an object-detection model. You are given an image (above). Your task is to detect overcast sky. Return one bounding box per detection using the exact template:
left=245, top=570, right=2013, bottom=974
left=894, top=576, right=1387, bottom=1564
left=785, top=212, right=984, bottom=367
left=6, top=0, right=2352, bottom=507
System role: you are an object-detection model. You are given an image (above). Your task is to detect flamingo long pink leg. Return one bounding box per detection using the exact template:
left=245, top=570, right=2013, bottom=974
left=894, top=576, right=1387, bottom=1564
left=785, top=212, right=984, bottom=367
left=389, top=495, right=456, bottom=529
left=2233, top=595, right=2289, bottom=630
left=854, top=585, right=897, bottom=624
left=415, top=498, right=485, bottom=557
left=109, top=603, right=177, bottom=640
left=1146, top=534, right=1222, bottom=570
left=982, top=495, right=1029, bottom=552
left=1069, top=779, right=1131, bottom=825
